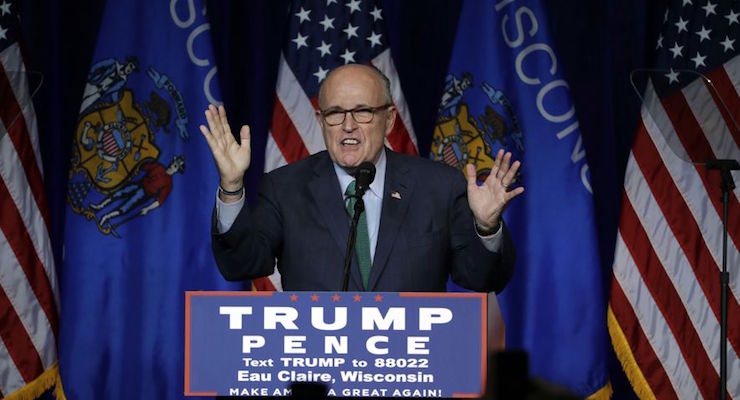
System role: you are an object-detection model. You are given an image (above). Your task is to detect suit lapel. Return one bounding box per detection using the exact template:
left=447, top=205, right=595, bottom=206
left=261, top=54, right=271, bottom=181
left=308, top=154, right=363, bottom=290
left=367, top=150, right=412, bottom=290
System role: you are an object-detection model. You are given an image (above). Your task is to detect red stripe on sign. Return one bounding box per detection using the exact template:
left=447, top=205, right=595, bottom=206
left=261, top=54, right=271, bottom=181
left=0, top=62, right=52, bottom=232
left=619, top=194, right=720, bottom=399
left=609, top=280, right=679, bottom=400
left=387, top=113, right=417, bottom=155
left=0, top=284, right=44, bottom=384
left=631, top=123, right=740, bottom=353
left=271, top=95, right=310, bottom=164
left=0, top=179, right=59, bottom=338
left=707, top=66, right=740, bottom=148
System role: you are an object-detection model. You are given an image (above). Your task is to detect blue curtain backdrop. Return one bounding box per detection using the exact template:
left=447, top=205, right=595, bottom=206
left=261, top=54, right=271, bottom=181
left=19, top=0, right=668, bottom=398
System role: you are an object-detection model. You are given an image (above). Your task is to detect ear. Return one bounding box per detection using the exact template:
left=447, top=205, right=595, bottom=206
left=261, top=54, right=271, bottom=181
left=315, top=110, right=324, bottom=128
left=384, top=105, right=397, bottom=137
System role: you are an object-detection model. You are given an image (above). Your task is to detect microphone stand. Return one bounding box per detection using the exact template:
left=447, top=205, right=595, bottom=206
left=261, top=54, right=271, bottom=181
left=341, top=193, right=366, bottom=291
left=705, top=159, right=739, bottom=400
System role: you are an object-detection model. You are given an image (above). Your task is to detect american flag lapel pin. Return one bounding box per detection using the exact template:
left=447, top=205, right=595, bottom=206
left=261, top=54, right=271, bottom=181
left=391, top=191, right=401, bottom=200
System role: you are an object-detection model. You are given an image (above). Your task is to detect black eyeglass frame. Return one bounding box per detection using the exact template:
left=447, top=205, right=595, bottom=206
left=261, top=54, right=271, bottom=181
left=318, top=103, right=393, bottom=126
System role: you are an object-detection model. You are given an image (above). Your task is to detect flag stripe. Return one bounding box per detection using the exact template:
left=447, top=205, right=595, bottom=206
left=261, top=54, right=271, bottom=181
left=0, top=53, right=51, bottom=233
left=682, top=72, right=740, bottom=193
left=275, top=53, right=325, bottom=154
left=642, top=87, right=740, bottom=300
left=725, top=55, right=740, bottom=97
left=613, top=231, right=702, bottom=398
left=0, top=229, right=57, bottom=369
left=0, top=284, right=44, bottom=385
left=0, top=43, right=43, bottom=173
left=631, top=122, right=740, bottom=350
left=251, top=277, right=277, bottom=291
left=661, top=82, right=740, bottom=205
left=0, top=133, right=58, bottom=306
left=683, top=69, right=740, bottom=158
left=0, top=179, right=59, bottom=338
left=610, top=267, right=679, bottom=400
left=0, top=337, right=25, bottom=396
left=386, top=113, right=417, bottom=155
left=264, top=135, right=288, bottom=170
left=707, top=63, right=740, bottom=147
left=371, top=49, right=418, bottom=154
left=269, top=97, right=310, bottom=165
left=618, top=189, right=726, bottom=397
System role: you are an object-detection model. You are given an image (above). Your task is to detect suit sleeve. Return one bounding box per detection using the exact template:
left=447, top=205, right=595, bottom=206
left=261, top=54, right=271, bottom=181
left=446, top=169, right=515, bottom=293
left=211, top=173, right=283, bottom=281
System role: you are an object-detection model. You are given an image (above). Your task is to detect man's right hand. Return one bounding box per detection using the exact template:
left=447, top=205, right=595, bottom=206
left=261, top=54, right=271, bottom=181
left=200, top=104, right=251, bottom=202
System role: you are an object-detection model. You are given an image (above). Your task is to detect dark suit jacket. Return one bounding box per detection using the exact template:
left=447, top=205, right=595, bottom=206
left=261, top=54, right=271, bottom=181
left=212, top=148, right=515, bottom=292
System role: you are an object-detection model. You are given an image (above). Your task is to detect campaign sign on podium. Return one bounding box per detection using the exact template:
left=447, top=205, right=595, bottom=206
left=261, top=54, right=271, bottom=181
left=185, top=292, right=487, bottom=397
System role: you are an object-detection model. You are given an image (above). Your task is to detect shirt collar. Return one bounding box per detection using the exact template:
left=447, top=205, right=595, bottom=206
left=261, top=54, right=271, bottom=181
left=333, top=149, right=386, bottom=199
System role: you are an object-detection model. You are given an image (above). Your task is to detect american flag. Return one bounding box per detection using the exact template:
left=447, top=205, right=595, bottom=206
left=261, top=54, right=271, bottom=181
left=257, top=0, right=418, bottom=291
left=608, top=1, right=740, bottom=398
left=0, top=0, right=61, bottom=398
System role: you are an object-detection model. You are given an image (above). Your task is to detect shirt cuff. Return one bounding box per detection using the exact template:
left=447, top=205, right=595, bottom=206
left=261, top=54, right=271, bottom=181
left=476, top=221, right=503, bottom=253
left=215, top=189, right=245, bottom=233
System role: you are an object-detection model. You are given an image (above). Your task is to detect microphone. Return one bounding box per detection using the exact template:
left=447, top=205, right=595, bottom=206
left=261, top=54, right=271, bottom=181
left=341, top=161, right=376, bottom=291
left=353, top=161, right=376, bottom=197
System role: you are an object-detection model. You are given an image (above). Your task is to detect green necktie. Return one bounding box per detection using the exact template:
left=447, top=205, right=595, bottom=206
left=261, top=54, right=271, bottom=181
left=345, top=180, right=372, bottom=289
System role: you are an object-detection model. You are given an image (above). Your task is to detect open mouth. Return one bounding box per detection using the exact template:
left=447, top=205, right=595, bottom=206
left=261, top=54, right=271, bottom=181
left=341, top=138, right=360, bottom=146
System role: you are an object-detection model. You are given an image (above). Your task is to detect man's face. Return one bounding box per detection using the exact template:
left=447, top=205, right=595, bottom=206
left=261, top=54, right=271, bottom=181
left=317, top=65, right=396, bottom=169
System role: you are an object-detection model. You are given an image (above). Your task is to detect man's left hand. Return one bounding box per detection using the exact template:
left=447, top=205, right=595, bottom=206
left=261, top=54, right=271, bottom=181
left=466, top=149, right=525, bottom=234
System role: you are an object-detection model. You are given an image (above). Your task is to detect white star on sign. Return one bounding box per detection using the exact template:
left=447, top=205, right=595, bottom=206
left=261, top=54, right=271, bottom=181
left=656, top=33, right=664, bottom=49
left=0, top=24, right=7, bottom=41
left=702, top=1, right=717, bottom=16
left=682, top=0, right=692, bottom=6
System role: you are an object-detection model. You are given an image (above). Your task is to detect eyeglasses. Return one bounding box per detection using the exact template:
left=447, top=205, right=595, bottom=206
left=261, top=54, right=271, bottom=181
left=319, top=103, right=392, bottom=126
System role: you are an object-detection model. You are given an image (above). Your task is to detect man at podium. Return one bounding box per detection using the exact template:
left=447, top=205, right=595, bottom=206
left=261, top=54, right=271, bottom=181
left=201, top=64, right=523, bottom=292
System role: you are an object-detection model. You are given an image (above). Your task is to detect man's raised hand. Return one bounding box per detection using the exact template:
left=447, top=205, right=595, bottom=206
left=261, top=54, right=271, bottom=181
left=199, top=104, right=251, bottom=196
left=465, top=149, right=525, bottom=234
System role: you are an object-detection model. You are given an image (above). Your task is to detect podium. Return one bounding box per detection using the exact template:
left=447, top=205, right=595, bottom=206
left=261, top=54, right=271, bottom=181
left=185, top=291, right=490, bottom=397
